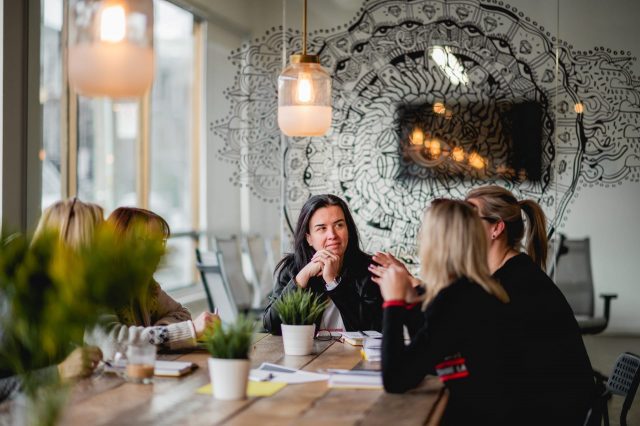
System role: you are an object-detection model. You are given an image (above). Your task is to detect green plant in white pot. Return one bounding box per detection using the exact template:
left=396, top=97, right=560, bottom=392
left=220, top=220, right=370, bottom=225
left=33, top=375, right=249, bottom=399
left=203, top=316, right=255, bottom=400
left=274, top=289, right=328, bottom=356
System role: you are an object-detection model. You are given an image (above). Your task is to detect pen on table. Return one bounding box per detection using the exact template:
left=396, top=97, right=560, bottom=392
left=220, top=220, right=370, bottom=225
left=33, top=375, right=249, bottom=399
left=319, top=368, right=380, bottom=376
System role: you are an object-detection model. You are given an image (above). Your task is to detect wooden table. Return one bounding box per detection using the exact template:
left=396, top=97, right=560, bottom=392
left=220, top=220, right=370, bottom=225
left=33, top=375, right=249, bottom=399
left=3, top=335, right=447, bottom=425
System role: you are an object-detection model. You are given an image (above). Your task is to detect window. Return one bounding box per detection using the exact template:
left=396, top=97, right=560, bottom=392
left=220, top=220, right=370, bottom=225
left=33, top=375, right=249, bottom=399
left=149, top=1, right=197, bottom=290
left=40, top=0, right=203, bottom=291
left=40, top=0, right=64, bottom=209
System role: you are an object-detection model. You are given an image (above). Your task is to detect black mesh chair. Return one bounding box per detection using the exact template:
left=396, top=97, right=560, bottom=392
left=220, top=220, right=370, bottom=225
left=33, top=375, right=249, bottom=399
left=551, top=235, right=617, bottom=334
left=588, top=352, right=640, bottom=426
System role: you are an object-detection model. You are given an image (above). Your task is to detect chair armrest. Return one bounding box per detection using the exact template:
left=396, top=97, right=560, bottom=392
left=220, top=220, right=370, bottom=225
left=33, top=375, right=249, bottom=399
left=599, top=294, right=618, bottom=322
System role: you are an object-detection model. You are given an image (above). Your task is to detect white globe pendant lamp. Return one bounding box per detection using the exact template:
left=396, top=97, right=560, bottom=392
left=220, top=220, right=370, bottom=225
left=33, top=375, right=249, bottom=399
left=68, top=0, right=154, bottom=98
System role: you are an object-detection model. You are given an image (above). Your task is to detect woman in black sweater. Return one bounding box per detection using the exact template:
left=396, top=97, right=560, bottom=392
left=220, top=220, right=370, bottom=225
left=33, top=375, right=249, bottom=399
left=467, top=186, right=594, bottom=425
left=263, top=194, right=383, bottom=335
left=370, top=200, right=515, bottom=425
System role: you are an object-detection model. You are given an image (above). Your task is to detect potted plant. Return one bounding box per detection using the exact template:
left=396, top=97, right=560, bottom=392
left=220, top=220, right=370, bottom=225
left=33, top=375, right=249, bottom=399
left=203, top=316, right=255, bottom=400
left=0, top=224, right=164, bottom=426
left=274, top=289, right=328, bottom=356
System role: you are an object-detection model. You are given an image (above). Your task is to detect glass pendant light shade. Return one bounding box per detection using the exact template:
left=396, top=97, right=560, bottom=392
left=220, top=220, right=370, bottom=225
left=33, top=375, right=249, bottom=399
left=278, top=56, right=332, bottom=136
left=68, top=0, right=154, bottom=98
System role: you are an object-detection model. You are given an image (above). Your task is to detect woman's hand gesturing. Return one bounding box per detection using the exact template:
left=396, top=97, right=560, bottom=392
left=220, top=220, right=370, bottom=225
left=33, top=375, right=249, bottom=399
left=369, top=261, right=412, bottom=302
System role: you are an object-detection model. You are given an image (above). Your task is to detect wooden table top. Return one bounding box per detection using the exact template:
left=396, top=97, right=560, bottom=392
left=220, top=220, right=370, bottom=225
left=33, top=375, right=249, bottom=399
left=3, top=334, right=447, bottom=425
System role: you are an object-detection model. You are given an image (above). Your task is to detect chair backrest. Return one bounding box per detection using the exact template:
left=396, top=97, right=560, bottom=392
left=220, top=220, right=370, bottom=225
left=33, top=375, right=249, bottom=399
left=195, top=248, right=238, bottom=323
left=553, top=237, right=595, bottom=317
left=215, top=236, right=254, bottom=310
left=240, top=234, right=266, bottom=308
left=607, top=352, right=640, bottom=426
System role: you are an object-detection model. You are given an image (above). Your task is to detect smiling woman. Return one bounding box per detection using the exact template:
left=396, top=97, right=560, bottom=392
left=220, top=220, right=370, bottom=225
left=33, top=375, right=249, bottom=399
left=262, top=194, right=383, bottom=336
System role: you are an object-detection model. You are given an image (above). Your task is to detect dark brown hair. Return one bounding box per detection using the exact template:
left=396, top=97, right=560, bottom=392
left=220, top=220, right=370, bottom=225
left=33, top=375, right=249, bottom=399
left=107, top=207, right=170, bottom=240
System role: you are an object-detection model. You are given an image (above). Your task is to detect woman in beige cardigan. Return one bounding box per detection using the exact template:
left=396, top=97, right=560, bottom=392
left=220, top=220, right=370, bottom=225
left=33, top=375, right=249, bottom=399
left=85, top=207, right=219, bottom=360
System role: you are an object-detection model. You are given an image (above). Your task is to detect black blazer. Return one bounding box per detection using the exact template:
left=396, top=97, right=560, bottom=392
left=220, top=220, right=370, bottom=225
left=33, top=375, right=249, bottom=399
left=262, top=253, right=383, bottom=335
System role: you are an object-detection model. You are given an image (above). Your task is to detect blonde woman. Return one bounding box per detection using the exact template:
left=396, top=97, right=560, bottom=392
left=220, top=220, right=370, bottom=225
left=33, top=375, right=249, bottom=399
left=4, top=198, right=107, bottom=399
left=85, top=207, right=219, bottom=360
left=466, top=186, right=593, bottom=424
left=34, top=198, right=104, bottom=249
left=370, top=200, right=515, bottom=425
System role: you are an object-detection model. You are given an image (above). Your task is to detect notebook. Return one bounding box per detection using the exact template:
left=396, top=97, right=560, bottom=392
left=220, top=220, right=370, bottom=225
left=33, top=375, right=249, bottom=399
left=154, top=360, right=197, bottom=377
left=106, top=359, right=197, bottom=377
left=340, top=331, right=382, bottom=346
left=327, top=370, right=383, bottom=389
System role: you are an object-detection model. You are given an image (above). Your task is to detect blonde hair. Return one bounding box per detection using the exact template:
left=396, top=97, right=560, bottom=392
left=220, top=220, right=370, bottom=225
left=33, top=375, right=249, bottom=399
left=419, top=199, right=509, bottom=306
left=466, top=185, right=548, bottom=270
left=34, top=198, right=104, bottom=249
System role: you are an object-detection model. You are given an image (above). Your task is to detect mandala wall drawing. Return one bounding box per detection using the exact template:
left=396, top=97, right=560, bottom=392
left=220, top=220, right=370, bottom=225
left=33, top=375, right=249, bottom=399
left=211, top=0, right=640, bottom=263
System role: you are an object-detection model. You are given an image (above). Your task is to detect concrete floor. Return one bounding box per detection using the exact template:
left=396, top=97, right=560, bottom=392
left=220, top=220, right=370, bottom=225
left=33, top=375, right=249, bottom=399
left=583, top=334, right=640, bottom=426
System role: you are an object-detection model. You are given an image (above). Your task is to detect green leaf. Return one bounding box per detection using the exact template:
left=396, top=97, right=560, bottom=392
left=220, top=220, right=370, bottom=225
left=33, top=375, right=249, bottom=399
left=273, top=289, right=328, bottom=326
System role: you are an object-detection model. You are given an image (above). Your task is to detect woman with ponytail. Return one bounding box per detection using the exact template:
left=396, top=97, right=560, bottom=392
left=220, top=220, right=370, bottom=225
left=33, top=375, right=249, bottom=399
left=466, top=186, right=594, bottom=425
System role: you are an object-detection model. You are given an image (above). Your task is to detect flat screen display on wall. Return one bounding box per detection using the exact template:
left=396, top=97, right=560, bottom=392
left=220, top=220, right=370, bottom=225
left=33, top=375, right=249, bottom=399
left=396, top=100, right=543, bottom=182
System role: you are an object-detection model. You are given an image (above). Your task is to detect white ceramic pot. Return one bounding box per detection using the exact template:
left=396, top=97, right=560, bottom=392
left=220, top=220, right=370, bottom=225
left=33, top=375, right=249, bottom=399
left=208, top=357, right=250, bottom=400
left=281, top=324, right=315, bottom=356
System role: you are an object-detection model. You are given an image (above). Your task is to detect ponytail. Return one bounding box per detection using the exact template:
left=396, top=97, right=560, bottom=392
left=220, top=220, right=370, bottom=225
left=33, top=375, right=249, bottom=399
left=519, top=200, right=548, bottom=271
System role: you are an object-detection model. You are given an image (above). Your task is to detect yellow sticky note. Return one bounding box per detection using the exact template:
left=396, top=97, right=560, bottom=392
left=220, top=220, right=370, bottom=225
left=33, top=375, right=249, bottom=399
left=196, top=381, right=286, bottom=397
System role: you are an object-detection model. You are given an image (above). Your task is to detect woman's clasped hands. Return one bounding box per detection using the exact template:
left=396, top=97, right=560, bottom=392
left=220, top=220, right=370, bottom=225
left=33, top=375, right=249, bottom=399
left=294, top=249, right=341, bottom=289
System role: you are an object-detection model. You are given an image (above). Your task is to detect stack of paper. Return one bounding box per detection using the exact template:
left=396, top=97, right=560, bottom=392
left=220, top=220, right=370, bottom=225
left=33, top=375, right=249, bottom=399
left=361, top=338, right=382, bottom=361
left=327, top=369, right=383, bottom=389
left=340, top=331, right=382, bottom=346
left=250, top=362, right=329, bottom=383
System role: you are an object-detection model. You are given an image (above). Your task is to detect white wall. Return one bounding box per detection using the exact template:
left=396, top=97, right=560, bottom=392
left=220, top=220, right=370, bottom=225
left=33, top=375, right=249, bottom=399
left=558, top=0, right=640, bottom=334
left=0, top=0, right=4, bottom=225
left=511, top=0, right=640, bottom=334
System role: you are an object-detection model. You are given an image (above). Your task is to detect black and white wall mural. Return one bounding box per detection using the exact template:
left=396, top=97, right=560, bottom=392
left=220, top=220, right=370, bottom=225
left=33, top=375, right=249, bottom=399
left=211, top=0, right=640, bottom=262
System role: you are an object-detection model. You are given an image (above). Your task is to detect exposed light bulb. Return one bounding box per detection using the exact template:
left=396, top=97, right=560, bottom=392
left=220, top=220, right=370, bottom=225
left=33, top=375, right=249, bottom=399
left=574, top=102, right=584, bottom=114
left=433, top=102, right=446, bottom=115
left=410, top=128, right=425, bottom=145
left=296, top=72, right=314, bottom=104
left=451, top=146, right=465, bottom=162
left=468, top=152, right=485, bottom=169
left=429, top=139, right=441, bottom=157
left=100, top=5, right=126, bottom=43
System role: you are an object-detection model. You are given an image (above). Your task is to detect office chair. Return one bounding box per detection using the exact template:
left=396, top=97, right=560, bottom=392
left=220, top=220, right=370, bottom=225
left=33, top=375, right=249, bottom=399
left=195, top=248, right=239, bottom=323
left=214, top=236, right=257, bottom=311
left=551, top=235, right=617, bottom=334
left=588, top=352, right=640, bottom=426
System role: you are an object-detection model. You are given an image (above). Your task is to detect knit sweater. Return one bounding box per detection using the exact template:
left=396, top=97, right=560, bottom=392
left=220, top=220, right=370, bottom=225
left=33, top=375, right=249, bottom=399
left=85, top=280, right=196, bottom=360
left=382, top=277, right=516, bottom=425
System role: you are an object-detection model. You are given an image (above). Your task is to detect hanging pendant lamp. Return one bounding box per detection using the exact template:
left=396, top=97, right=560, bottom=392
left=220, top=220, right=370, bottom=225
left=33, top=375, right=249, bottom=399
left=277, top=0, right=332, bottom=137
left=68, top=0, right=154, bottom=98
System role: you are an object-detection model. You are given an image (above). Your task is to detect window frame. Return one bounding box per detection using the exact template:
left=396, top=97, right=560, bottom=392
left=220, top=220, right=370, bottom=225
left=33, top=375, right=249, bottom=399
left=51, top=0, right=206, bottom=290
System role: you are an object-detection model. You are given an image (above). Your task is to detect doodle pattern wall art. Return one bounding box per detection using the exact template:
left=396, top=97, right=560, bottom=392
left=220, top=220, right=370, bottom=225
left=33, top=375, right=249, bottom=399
left=211, top=0, right=640, bottom=263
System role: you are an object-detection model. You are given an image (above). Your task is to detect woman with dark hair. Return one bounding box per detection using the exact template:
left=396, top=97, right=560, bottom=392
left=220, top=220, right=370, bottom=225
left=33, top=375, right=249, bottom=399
left=263, top=194, right=383, bottom=335
left=466, top=186, right=594, bottom=425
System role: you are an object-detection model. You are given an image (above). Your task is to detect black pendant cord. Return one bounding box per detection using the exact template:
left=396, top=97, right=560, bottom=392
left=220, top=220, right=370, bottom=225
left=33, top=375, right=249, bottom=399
left=302, top=0, right=307, bottom=56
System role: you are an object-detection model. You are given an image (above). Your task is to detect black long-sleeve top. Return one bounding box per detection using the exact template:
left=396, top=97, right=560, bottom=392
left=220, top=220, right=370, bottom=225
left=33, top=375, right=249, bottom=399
left=382, top=277, right=516, bottom=425
left=262, top=253, right=383, bottom=335
left=494, top=254, right=594, bottom=425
